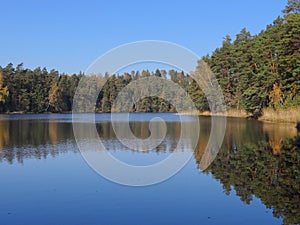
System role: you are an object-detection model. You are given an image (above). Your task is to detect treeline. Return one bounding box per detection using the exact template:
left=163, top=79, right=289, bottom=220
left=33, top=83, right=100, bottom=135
left=0, top=64, right=81, bottom=113
left=0, top=65, right=203, bottom=113
left=0, top=1, right=299, bottom=115
left=203, top=1, right=300, bottom=116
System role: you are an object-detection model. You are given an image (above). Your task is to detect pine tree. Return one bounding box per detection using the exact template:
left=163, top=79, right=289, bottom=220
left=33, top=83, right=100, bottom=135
left=282, top=0, right=300, bottom=15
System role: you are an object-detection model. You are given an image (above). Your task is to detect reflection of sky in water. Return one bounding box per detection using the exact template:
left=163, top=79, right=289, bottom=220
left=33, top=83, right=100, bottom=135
left=0, top=114, right=299, bottom=225
left=0, top=139, right=283, bottom=225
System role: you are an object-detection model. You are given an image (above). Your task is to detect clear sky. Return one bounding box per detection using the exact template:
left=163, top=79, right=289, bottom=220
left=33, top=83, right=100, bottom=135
left=0, top=0, right=287, bottom=74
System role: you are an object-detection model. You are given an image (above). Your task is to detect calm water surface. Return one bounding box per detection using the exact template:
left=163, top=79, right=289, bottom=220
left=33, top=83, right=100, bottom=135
left=0, top=113, right=299, bottom=225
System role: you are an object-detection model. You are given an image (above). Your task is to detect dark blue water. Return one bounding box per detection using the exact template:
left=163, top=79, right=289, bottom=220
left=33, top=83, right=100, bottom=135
left=0, top=113, right=299, bottom=225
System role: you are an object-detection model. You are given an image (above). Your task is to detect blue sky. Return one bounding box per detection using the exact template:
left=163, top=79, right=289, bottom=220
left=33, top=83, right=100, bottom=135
left=0, top=0, right=286, bottom=74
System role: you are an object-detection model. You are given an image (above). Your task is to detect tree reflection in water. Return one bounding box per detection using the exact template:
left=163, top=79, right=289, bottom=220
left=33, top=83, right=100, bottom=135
left=199, top=120, right=300, bottom=225
left=0, top=115, right=299, bottom=224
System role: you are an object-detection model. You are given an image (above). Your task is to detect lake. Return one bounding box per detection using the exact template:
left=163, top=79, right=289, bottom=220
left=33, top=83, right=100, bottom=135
left=0, top=113, right=299, bottom=225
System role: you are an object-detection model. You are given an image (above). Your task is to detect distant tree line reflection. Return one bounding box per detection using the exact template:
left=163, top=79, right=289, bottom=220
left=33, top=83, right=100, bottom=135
left=0, top=116, right=299, bottom=224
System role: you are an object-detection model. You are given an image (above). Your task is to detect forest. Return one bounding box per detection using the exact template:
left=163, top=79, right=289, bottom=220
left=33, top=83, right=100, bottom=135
left=0, top=1, right=299, bottom=118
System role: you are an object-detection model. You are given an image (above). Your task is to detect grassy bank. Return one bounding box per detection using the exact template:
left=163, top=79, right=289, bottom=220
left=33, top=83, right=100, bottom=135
left=200, top=109, right=250, bottom=118
left=178, top=109, right=250, bottom=118
left=259, top=107, right=300, bottom=123
left=180, top=107, right=300, bottom=124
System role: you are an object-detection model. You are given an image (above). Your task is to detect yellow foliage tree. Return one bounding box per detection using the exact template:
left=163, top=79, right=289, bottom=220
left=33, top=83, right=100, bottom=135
left=269, top=82, right=283, bottom=109
left=0, top=72, right=9, bottom=104
left=48, top=81, right=59, bottom=111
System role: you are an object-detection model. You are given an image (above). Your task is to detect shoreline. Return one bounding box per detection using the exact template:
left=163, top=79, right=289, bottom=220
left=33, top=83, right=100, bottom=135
left=178, top=108, right=300, bottom=125
left=2, top=109, right=300, bottom=125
